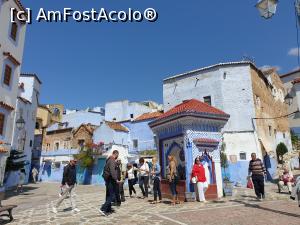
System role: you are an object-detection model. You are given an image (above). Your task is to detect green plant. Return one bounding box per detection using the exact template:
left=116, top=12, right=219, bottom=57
left=75, top=148, right=94, bottom=168
left=220, top=142, right=229, bottom=181
left=139, top=149, right=157, bottom=156
left=291, top=130, right=299, bottom=148
left=276, top=142, right=288, bottom=163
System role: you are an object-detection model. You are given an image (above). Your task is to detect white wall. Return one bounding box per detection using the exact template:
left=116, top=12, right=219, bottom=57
left=105, top=100, right=154, bottom=122
left=223, top=132, right=261, bottom=160
left=0, top=0, right=27, bottom=187
left=0, top=0, right=27, bottom=144
left=93, top=123, right=130, bottom=146
left=163, top=64, right=255, bottom=132
left=9, top=76, right=40, bottom=186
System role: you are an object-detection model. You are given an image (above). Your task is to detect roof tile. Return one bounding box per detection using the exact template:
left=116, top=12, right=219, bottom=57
left=134, top=112, right=163, bottom=122
left=156, top=99, right=228, bottom=120
left=106, top=121, right=129, bottom=132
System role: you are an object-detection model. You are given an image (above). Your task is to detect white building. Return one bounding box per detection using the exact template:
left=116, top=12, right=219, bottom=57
left=0, top=0, right=27, bottom=186
left=93, top=121, right=129, bottom=146
left=280, top=70, right=300, bottom=137
left=163, top=62, right=292, bottom=184
left=105, top=100, right=163, bottom=122
left=5, top=74, right=41, bottom=187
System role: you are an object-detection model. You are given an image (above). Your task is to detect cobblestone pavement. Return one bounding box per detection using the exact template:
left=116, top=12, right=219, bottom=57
left=1, top=182, right=300, bottom=225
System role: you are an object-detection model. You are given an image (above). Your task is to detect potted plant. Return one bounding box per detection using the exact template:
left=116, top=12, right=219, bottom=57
left=220, top=143, right=233, bottom=196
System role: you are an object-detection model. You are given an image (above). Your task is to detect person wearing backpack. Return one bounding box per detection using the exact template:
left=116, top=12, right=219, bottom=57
left=99, top=150, right=119, bottom=216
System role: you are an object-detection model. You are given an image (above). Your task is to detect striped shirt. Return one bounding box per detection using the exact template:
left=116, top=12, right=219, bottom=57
left=248, top=159, right=266, bottom=176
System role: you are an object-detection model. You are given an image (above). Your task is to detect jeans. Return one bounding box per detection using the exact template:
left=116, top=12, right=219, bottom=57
left=169, top=179, right=178, bottom=196
left=101, top=179, right=116, bottom=212
left=119, top=182, right=125, bottom=202
left=55, top=185, right=76, bottom=209
left=128, top=179, right=136, bottom=196
left=252, top=175, right=265, bottom=198
left=139, top=176, right=149, bottom=197
left=153, top=177, right=162, bottom=201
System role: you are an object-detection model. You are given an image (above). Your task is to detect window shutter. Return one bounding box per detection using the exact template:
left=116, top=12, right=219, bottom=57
left=10, top=22, right=18, bottom=41
left=0, top=113, right=5, bottom=135
left=4, top=65, right=12, bottom=86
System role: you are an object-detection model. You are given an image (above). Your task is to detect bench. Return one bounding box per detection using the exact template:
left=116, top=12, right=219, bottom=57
left=0, top=205, right=17, bottom=222
left=0, top=191, right=17, bottom=222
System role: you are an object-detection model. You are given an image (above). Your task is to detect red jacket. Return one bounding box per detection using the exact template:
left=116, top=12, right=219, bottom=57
left=192, top=164, right=206, bottom=182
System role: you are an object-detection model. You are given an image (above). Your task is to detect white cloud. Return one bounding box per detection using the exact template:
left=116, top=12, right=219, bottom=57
left=288, top=47, right=300, bottom=56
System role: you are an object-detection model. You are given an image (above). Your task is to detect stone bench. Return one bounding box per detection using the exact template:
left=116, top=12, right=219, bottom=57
left=0, top=190, right=17, bottom=222
left=0, top=205, right=17, bottom=222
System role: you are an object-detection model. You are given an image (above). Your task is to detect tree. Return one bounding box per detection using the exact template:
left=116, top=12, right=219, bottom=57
left=291, top=130, right=299, bottom=149
left=220, top=142, right=229, bottom=181
left=276, top=142, right=288, bottom=163
left=75, top=143, right=95, bottom=168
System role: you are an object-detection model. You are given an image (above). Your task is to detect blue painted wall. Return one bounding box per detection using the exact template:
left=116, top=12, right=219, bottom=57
left=39, top=155, right=106, bottom=185
left=222, top=158, right=278, bottom=186
left=123, top=119, right=157, bottom=153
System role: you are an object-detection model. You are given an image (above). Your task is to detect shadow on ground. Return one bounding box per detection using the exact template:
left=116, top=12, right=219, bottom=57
left=4, top=186, right=39, bottom=200
left=231, top=199, right=300, bottom=219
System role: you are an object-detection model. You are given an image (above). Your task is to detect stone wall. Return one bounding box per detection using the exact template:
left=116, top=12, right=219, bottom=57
left=251, top=68, right=292, bottom=153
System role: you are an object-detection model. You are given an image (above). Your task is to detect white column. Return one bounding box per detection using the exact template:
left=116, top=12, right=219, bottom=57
left=213, top=147, right=223, bottom=198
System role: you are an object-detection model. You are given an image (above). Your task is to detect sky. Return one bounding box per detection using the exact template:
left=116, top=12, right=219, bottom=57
left=21, top=0, right=299, bottom=109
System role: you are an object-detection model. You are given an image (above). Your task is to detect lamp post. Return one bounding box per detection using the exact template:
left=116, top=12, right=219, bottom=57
left=16, top=116, right=25, bottom=130
left=255, top=0, right=278, bottom=19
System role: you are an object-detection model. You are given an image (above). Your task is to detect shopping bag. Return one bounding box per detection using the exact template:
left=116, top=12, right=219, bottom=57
left=247, top=177, right=253, bottom=189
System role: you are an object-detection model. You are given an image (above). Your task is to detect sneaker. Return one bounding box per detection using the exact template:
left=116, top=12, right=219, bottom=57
left=52, top=207, right=58, bottom=214
left=98, top=209, right=107, bottom=216
left=290, top=196, right=295, bottom=200
left=72, top=208, right=80, bottom=213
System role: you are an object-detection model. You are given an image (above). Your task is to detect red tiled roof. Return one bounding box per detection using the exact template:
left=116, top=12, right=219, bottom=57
left=156, top=99, right=228, bottom=121
left=134, top=112, right=163, bottom=122
left=193, top=138, right=219, bottom=144
left=0, top=148, right=9, bottom=153
left=0, top=101, right=15, bottom=111
left=292, top=78, right=300, bottom=84
left=106, top=121, right=129, bottom=132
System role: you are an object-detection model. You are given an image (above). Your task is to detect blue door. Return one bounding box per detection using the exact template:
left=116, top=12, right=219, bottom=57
left=92, top=158, right=106, bottom=185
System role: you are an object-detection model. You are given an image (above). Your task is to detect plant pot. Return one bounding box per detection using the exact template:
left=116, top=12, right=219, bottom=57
left=223, top=181, right=233, bottom=196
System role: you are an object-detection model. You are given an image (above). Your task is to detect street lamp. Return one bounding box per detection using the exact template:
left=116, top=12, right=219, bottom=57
left=255, top=0, right=278, bottom=19
left=16, top=116, right=25, bottom=130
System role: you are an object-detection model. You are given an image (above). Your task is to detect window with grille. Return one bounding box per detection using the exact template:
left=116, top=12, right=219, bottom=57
left=10, top=22, right=18, bottom=41
left=0, top=113, right=5, bottom=135
left=3, top=65, right=12, bottom=86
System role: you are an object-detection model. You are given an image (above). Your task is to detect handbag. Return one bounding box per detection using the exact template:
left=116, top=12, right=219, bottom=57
left=191, top=176, right=198, bottom=184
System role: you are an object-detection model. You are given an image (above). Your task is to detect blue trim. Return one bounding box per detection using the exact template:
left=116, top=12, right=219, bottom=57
left=185, top=139, right=193, bottom=192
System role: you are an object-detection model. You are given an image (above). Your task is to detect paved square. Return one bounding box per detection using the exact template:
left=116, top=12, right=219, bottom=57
left=1, top=183, right=299, bottom=225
